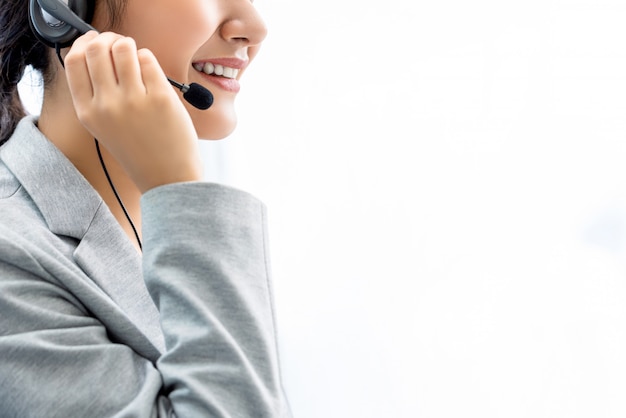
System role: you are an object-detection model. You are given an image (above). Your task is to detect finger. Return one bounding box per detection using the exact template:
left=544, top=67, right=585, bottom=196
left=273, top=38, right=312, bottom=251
left=84, top=32, right=125, bottom=96
left=136, top=48, right=170, bottom=94
left=111, top=37, right=145, bottom=95
left=64, top=31, right=100, bottom=106
left=66, top=30, right=99, bottom=54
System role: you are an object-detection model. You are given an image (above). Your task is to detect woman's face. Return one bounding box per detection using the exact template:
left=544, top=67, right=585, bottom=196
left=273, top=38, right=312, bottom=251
left=105, top=0, right=267, bottom=140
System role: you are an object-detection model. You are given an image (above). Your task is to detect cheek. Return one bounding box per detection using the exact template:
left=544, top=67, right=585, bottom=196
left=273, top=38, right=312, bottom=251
left=120, top=1, right=219, bottom=75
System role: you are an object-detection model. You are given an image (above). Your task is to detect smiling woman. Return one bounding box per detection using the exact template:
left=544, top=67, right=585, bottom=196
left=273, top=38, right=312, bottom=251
left=0, top=0, right=290, bottom=416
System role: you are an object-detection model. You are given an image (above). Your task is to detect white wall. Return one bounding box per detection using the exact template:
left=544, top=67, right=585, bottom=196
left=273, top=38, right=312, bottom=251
left=227, top=0, right=626, bottom=416
left=20, top=0, right=626, bottom=416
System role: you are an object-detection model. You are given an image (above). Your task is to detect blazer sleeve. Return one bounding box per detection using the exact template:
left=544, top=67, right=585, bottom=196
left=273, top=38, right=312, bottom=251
left=0, top=182, right=291, bottom=417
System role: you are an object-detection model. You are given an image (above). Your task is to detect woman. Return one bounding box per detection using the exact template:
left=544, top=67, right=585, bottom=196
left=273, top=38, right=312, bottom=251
left=0, top=0, right=291, bottom=416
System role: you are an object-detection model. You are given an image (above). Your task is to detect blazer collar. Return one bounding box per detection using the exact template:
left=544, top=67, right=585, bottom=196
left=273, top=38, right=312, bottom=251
left=0, top=117, right=165, bottom=355
left=0, top=116, right=102, bottom=239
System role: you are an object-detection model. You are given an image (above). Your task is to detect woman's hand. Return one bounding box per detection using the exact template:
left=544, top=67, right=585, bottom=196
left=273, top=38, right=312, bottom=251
left=64, top=31, right=203, bottom=193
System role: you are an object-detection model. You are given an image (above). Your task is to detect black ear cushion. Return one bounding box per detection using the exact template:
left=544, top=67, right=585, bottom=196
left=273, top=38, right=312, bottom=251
left=28, top=0, right=95, bottom=48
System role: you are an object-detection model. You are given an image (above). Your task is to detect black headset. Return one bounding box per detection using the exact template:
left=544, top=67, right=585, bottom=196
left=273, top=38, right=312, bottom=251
left=29, top=0, right=95, bottom=48
left=28, top=0, right=214, bottom=114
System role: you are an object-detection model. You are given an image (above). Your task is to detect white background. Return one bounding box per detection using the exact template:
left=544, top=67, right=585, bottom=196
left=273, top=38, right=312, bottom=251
left=19, top=0, right=626, bottom=416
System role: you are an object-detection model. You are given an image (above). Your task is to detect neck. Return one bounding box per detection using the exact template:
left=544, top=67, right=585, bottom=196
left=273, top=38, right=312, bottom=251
left=38, top=73, right=143, bottom=252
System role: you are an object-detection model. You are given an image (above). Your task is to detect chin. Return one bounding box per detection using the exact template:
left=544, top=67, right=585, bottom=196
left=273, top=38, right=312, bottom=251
left=188, top=102, right=238, bottom=140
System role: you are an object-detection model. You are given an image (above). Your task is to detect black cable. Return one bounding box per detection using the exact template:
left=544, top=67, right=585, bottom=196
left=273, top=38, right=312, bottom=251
left=55, top=43, right=64, bottom=68
left=95, top=138, right=143, bottom=251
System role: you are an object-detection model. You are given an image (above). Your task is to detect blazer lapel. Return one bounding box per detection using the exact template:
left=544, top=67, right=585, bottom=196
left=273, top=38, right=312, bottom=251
left=73, top=206, right=165, bottom=356
left=1, top=117, right=165, bottom=357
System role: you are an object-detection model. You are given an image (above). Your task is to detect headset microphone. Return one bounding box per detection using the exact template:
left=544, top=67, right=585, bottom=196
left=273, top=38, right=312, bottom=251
left=166, top=79, right=213, bottom=110
left=33, top=0, right=214, bottom=110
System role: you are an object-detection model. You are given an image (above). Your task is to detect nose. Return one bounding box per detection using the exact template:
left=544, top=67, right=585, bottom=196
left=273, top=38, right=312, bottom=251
left=220, top=0, right=268, bottom=47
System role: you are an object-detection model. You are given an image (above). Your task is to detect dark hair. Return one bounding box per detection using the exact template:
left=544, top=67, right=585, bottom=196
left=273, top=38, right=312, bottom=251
left=0, top=1, right=48, bottom=145
left=0, top=0, right=126, bottom=145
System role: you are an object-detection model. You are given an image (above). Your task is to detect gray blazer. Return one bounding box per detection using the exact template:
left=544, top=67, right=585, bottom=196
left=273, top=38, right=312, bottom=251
left=0, top=117, right=291, bottom=417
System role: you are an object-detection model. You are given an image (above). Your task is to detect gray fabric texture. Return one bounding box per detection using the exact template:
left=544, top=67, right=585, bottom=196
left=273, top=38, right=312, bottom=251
left=0, top=117, right=291, bottom=417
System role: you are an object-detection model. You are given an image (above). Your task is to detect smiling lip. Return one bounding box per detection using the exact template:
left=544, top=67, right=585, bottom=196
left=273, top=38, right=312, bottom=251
left=192, top=58, right=248, bottom=93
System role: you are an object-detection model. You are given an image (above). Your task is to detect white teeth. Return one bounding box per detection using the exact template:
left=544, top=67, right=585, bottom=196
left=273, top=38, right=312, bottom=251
left=193, top=62, right=239, bottom=79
